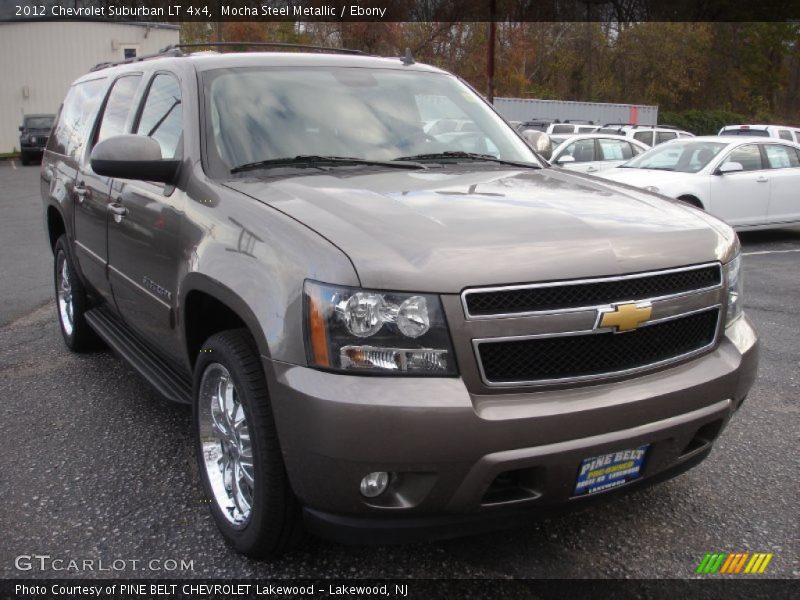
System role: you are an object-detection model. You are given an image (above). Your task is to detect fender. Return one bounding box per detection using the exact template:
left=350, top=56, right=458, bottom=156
left=179, top=272, right=271, bottom=362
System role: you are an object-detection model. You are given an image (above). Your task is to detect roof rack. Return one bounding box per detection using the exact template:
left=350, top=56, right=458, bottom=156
left=90, top=47, right=183, bottom=72
left=90, top=41, right=366, bottom=72
left=656, top=124, right=683, bottom=130
left=161, top=42, right=366, bottom=55
left=563, top=119, right=595, bottom=124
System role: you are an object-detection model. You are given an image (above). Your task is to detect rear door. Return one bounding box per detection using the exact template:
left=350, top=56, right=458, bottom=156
left=762, top=143, right=800, bottom=224
left=73, top=74, right=142, bottom=302
left=107, top=72, right=185, bottom=359
left=595, top=138, right=636, bottom=172
left=709, top=143, right=771, bottom=227
left=43, top=77, right=108, bottom=286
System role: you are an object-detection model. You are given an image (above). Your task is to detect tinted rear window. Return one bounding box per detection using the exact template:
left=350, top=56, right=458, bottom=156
left=722, top=129, right=769, bottom=137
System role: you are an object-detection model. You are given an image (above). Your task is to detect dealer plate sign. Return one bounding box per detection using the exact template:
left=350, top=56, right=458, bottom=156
left=573, top=445, right=649, bottom=496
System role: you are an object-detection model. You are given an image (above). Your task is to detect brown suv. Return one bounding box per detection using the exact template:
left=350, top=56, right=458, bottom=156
left=40, top=46, right=758, bottom=557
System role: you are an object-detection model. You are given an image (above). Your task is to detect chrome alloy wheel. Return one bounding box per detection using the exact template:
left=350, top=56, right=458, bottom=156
left=56, top=251, right=74, bottom=337
left=198, top=363, right=255, bottom=526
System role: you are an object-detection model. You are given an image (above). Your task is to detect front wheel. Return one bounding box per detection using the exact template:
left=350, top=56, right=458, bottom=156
left=193, top=329, right=303, bottom=558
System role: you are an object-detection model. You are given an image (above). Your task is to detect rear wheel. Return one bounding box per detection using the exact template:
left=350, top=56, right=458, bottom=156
left=193, top=329, right=303, bottom=557
left=53, top=235, right=102, bottom=352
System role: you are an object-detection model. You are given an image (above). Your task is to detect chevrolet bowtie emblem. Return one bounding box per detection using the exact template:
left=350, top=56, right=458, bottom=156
left=598, top=302, right=653, bottom=332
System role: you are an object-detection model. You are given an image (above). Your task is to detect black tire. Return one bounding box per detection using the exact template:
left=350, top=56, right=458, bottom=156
left=20, top=152, right=31, bottom=166
left=193, top=329, right=303, bottom=558
left=53, top=235, right=102, bottom=352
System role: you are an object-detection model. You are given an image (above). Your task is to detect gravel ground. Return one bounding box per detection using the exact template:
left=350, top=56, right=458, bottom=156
left=0, top=162, right=797, bottom=581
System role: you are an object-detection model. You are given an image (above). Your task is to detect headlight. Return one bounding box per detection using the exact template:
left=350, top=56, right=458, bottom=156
left=724, top=254, right=743, bottom=326
left=304, top=281, right=457, bottom=375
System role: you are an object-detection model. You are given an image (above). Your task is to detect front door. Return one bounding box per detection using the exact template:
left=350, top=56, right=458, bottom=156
left=709, top=144, right=771, bottom=227
left=107, top=73, right=185, bottom=359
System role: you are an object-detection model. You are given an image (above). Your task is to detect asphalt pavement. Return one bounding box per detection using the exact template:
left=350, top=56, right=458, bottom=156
left=0, top=161, right=797, bottom=580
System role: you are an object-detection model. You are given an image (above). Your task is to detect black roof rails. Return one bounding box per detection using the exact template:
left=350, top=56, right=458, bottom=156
left=563, top=119, right=596, bottom=124
left=161, top=42, right=367, bottom=55
left=657, top=124, right=682, bottom=130
left=90, top=47, right=183, bottom=72
left=89, top=41, right=367, bottom=72
left=600, top=123, right=638, bottom=129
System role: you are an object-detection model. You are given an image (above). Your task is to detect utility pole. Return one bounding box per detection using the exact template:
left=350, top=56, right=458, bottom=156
left=487, top=0, right=496, bottom=103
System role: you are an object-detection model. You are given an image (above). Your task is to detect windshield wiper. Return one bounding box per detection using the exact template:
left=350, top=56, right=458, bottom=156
left=394, top=151, right=541, bottom=169
left=230, top=155, right=427, bottom=174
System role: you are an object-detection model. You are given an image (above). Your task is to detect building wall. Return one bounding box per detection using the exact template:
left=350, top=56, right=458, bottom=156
left=493, top=97, right=658, bottom=127
left=0, top=21, right=179, bottom=154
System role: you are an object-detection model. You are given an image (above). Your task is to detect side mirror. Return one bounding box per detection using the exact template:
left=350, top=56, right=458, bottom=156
left=717, top=161, right=743, bottom=174
left=90, top=134, right=180, bottom=183
left=18, top=126, right=24, bottom=131
left=555, top=155, right=576, bottom=164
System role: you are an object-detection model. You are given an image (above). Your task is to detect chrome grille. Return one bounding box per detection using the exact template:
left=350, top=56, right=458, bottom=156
left=463, top=263, right=721, bottom=319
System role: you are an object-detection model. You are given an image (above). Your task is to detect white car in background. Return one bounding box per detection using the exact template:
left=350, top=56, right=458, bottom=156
left=598, top=136, right=800, bottom=230
left=550, top=134, right=649, bottom=173
left=595, top=124, right=694, bottom=146
left=718, top=124, right=800, bottom=144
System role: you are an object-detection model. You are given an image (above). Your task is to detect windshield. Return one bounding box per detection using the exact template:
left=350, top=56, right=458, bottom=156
left=621, top=140, right=726, bottom=173
left=24, top=116, right=54, bottom=129
left=203, top=67, right=540, bottom=175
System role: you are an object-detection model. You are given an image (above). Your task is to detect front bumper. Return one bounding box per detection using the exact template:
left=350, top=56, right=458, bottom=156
left=264, top=315, right=758, bottom=542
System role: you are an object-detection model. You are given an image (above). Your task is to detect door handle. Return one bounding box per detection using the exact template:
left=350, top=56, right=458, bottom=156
left=108, top=202, right=128, bottom=222
left=756, top=176, right=769, bottom=183
left=586, top=166, right=598, bottom=172
left=73, top=184, right=89, bottom=203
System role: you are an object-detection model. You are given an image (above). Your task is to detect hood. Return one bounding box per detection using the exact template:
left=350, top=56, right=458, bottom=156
left=225, top=167, right=735, bottom=292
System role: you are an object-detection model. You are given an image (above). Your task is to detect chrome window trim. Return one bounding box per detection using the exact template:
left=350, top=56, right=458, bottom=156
left=473, top=304, right=722, bottom=388
left=461, top=262, right=722, bottom=320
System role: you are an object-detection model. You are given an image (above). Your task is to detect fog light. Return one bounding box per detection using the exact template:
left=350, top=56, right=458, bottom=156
left=360, top=472, right=390, bottom=498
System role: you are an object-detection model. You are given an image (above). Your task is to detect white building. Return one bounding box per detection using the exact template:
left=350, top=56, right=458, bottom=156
left=0, top=21, right=179, bottom=154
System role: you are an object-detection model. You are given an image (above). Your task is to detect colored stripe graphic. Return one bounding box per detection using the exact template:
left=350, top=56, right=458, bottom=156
left=697, top=552, right=773, bottom=574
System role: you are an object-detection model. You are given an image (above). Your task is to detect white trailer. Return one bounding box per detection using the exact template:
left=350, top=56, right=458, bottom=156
left=493, top=97, right=658, bottom=127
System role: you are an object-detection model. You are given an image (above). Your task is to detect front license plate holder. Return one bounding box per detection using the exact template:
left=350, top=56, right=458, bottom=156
left=573, top=444, right=650, bottom=497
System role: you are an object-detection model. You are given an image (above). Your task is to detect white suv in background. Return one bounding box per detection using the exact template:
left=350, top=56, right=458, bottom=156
left=595, top=124, right=694, bottom=147
left=718, top=124, right=800, bottom=143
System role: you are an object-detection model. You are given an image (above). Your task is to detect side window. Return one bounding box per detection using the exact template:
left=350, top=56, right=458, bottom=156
left=135, top=74, right=183, bottom=159
left=763, top=145, right=800, bottom=169
left=633, top=131, right=653, bottom=145
left=96, top=75, right=142, bottom=145
left=630, top=142, right=646, bottom=156
left=551, top=124, right=575, bottom=134
left=724, top=144, right=763, bottom=171
left=598, top=138, right=633, bottom=161
left=794, top=132, right=800, bottom=144
left=656, top=131, right=678, bottom=144
left=561, top=138, right=596, bottom=162
left=48, top=78, right=107, bottom=158
left=777, top=130, right=792, bottom=141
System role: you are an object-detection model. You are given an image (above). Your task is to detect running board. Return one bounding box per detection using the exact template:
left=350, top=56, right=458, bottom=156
left=85, top=306, right=192, bottom=405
